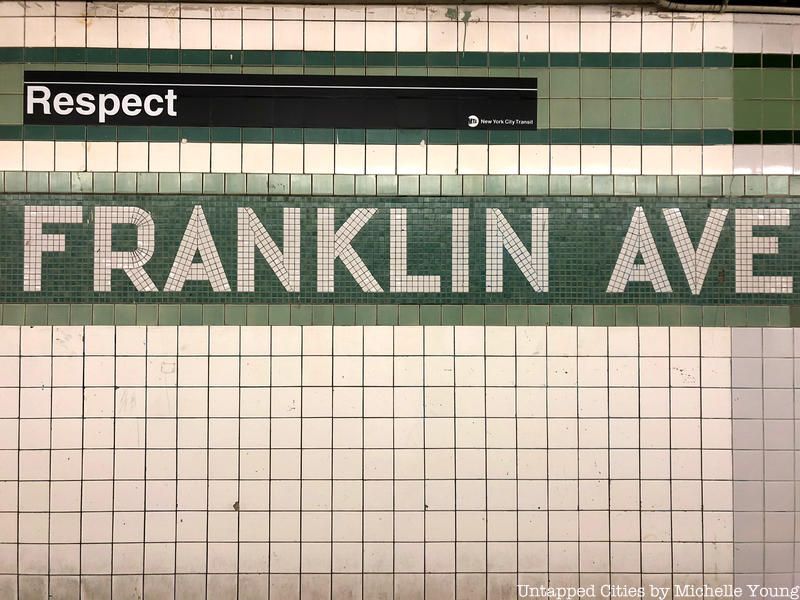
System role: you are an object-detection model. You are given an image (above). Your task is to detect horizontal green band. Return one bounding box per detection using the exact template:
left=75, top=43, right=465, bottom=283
left=0, top=303, right=792, bottom=327
left=3, top=49, right=798, bottom=70
left=0, top=125, right=735, bottom=145
left=0, top=49, right=745, bottom=69
left=2, top=172, right=797, bottom=197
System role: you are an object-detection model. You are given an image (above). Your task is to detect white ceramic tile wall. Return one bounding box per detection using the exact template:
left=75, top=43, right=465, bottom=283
left=2, top=2, right=799, bottom=176
left=0, top=325, right=752, bottom=599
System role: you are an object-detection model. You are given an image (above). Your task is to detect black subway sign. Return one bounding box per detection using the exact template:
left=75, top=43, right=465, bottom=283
left=24, top=71, right=538, bottom=130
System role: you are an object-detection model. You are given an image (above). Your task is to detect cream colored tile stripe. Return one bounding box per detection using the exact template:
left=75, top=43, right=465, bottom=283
left=1, top=141, right=780, bottom=176
left=0, top=1, right=744, bottom=54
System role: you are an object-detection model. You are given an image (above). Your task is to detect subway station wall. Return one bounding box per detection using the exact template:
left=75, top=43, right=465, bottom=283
left=1, top=3, right=800, bottom=600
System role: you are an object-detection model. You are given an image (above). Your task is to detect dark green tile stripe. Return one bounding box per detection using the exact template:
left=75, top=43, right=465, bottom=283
left=3, top=48, right=799, bottom=70
left=0, top=303, right=792, bottom=326
left=0, top=49, right=741, bottom=69
left=0, top=125, right=736, bottom=145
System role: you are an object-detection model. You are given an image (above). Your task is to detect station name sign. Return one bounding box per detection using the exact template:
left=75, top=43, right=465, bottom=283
left=24, top=71, right=538, bottom=130
left=5, top=198, right=799, bottom=304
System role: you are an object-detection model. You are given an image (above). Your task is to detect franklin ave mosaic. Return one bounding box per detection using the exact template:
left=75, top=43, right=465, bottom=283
left=6, top=196, right=800, bottom=305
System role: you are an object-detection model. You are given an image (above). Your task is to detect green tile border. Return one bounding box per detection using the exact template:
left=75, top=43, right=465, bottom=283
left=0, top=126, right=738, bottom=146
left=0, top=303, right=793, bottom=326
left=4, top=171, right=798, bottom=197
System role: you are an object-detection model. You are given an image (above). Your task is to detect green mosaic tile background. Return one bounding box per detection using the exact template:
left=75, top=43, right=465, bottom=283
left=5, top=195, right=800, bottom=306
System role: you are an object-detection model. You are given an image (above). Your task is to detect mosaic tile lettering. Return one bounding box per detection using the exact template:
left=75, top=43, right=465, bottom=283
left=5, top=195, right=800, bottom=305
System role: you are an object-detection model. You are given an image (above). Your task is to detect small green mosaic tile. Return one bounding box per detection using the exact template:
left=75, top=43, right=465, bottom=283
left=506, top=305, right=528, bottom=326
left=202, top=304, right=224, bottom=325
left=570, top=176, right=592, bottom=196
left=180, top=305, right=204, bottom=325
left=351, top=175, right=374, bottom=196
left=615, top=306, right=637, bottom=326
left=93, top=304, right=114, bottom=325
left=723, top=175, right=745, bottom=197
left=681, top=306, right=703, bottom=326
left=571, top=305, right=593, bottom=325
left=334, top=175, right=355, bottom=196
left=725, top=306, right=748, bottom=327
left=592, top=176, right=614, bottom=196
left=70, top=304, right=93, bottom=325
left=268, top=174, right=290, bottom=194
left=25, top=304, right=48, bottom=325
left=657, top=176, right=679, bottom=195
left=398, top=305, right=420, bottom=326
left=678, top=176, right=701, bottom=196
left=115, top=173, right=137, bottom=193
left=659, top=305, right=681, bottom=326
left=614, top=176, right=636, bottom=195
left=702, top=306, right=726, bottom=326
left=745, top=176, right=767, bottom=196
left=398, top=176, right=420, bottom=196
left=484, top=305, right=506, bottom=325
left=115, top=304, right=137, bottom=325
left=376, top=175, right=398, bottom=195
left=462, top=305, right=484, bottom=326
left=311, top=305, right=333, bottom=325
left=158, top=305, right=180, bottom=326
left=767, top=175, right=789, bottom=195
left=550, top=176, right=570, bottom=195
left=700, top=176, right=722, bottom=196
left=225, top=174, right=246, bottom=194
left=636, top=176, right=657, bottom=196
left=27, top=172, right=48, bottom=193
left=333, top=305, right=355, bottom=325
left=289, top=173, right=310, bottom=194
left=746, top=305, right=770, bottom=326
left=527, top=176, right=549, bottom=195
left=529, top=305, right=550, bottom=325
left=593, top=305, right=615, bottom=326
left=94, top=173, right=115, bottom=193
left=550, top=306, right=572, bottom=326
left=2, top=304, right=23, bottom=325
left=137, top=173, right=158, bottom=194
left=506, top=176, right=527, bottom=196
left=419, top=305, right=442, bottom=326
left=355, top=304, right=377, bottom=325
left=485, top=176, right=505, bottom=196
left=637, top=305, right=659, bottom=326
left=159, top=173, right=180, bottom=194
left=311, top=174, right=331, bottom=195
left=769, top=306, right=790, bottom=326
left=248, top=304, right=271, bottom=325
left=71, top=173, right=93, bottom=193
left=136, top=304, right=159, bottom=326
left=47, top=305, right=69, bottom=326
left=376, top=305, right=398, bottom=326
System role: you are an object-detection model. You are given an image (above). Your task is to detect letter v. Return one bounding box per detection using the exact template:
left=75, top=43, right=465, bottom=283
left=663, top=208, right=728, bottom=295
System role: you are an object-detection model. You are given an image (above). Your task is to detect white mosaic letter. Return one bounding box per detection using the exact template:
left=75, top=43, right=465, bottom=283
left=93, top=206, right=158, bottom=292
left=607, top=206, right=672, bottom=293
left=237, top=207, right=300, bottom=293
left=452, top=208, right=469, bottom=293
left=735, top=208, right=793, bottom=294
left=664, top=208, right=728, bottom=295
left=317, top=208, right=383, bottom=293
left=485, top=208, right=548, bottom=293
left=24, top=205, right=82, bottom=292
left=390, top=208, right=441, bottom=293
left=164, top=205, right=230, bottom=292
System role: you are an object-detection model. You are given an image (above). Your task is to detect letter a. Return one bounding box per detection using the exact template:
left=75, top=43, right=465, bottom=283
left=607, top=207, right=672, bottom=293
